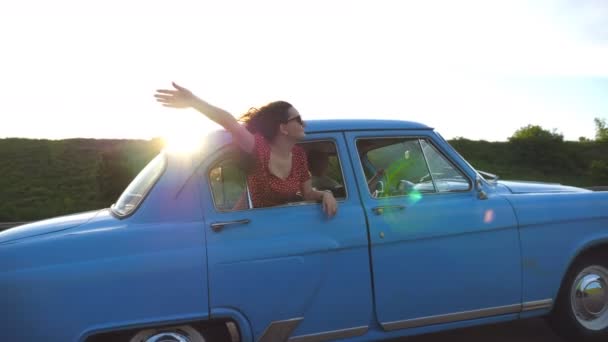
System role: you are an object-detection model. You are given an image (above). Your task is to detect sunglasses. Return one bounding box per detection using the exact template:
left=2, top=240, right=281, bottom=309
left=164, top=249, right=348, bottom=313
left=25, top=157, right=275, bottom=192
left=286, top=115, right=304, bottom=125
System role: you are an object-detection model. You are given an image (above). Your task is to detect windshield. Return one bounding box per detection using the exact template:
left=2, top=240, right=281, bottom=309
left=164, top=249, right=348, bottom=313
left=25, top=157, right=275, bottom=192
left=111, top=153, right=166, bottom=217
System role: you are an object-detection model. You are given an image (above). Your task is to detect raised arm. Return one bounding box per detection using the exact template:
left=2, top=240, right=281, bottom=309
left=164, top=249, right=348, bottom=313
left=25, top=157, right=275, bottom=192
left=155, top=82, right=255, bottom=153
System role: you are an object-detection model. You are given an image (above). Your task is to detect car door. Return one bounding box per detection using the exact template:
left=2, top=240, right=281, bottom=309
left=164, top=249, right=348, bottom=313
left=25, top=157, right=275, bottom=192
left=201, top=132, right=373, bottom=341
left=345, top=130, right=521, bottom=331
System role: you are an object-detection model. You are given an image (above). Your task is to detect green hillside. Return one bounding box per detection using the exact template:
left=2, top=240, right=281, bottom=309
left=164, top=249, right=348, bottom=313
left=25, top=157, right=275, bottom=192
left=0, top=138, right=162, bottom=221
left=449, top=138, right=608, bottom=186
left=0, top=137, right=606, bottom=222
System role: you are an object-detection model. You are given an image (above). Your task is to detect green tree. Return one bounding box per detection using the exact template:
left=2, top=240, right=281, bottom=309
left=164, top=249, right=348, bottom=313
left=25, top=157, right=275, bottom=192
left=595, top=117, right=608, bottom=142
left=97, top=150, right=134, bottom=206
left=508, top=125, right=567, bottom=173
left=589, top=160, right=608, bottom=185
left=509, top=125, right=563, bottom=142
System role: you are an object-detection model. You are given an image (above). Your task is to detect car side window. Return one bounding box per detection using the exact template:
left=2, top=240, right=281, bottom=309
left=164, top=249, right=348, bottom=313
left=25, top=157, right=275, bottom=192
left=208, top=140, right=347, bottom=212
left=301, top=140, right=347, bottom=199
left=356, top=137, right=470, bottom=198
left=357, top=138, right=433, bottom=198
left=419, top=139, right=471, bottom=192
left=209, top=155, right=251, bottom=212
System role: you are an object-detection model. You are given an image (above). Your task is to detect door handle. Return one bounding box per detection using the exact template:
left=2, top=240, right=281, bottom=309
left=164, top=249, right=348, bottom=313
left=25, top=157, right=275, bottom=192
left=210, top=219, right=251, bottom=232
left=372, top=205, right=405, bottom=215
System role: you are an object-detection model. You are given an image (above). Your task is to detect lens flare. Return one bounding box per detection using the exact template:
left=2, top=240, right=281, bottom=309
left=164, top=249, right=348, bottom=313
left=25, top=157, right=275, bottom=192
left=407, top=190, right=423, bottom=204
left=161, top=114, right=211, bottom=154
left=483, top=209, right=495, bottom=223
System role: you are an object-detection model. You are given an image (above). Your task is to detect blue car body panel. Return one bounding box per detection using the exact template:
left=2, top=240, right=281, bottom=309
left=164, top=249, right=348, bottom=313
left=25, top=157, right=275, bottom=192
left=0, top=210, right=100, bottom=244
left=503, top=191, right=608, bottom=303
left=1, top=119, right=607, bottom=342
left=202, top=132, right=373, bottom=341
left=0, top=155, right=210, bottom=341
left=344, top=130, right=521, bottom=327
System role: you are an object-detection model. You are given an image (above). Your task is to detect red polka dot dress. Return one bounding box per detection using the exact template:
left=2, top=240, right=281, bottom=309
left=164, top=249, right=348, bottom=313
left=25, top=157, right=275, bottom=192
left=247, top=133, right=310, bottom=208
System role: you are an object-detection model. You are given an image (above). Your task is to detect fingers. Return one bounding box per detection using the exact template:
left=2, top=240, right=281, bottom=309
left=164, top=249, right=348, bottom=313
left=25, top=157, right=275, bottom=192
left=327, top=204, right=337, bottom=217
left=322, top=196, right=337, bottom=218
left=156, top=89, right=178, bottom=95
left=155, top=97, right=174, bottom=105
left=172, top=82, right=185, bottom=91
left=155, top=84, right=191, bottom=109
left=154, top=94, right=174, bottom=101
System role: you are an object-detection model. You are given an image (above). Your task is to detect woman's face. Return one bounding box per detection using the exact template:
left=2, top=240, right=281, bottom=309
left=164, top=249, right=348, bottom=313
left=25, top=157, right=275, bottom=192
left=284, top=107, right=306, bottom=140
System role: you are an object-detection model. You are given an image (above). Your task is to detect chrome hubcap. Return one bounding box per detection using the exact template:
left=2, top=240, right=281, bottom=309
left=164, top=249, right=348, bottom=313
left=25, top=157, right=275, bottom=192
left=146, top=332, right=190, bottom=342
left=130, top=325, right=204, bottom=342
left=571, top=265, right=608, bottom=330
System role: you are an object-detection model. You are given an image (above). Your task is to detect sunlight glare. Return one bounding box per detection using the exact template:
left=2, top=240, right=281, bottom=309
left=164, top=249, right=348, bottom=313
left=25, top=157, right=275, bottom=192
left=161, top=112, right=213, bottom=154
left=483, top=209, right=495, bottom=224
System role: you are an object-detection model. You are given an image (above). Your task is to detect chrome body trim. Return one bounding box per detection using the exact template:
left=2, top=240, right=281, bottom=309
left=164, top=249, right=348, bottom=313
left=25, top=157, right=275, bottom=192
left=381, top=304, right=522, bottom=331
left=288, top=326, right=368, bottom=342
left=257, top=300, right=554, bottom=340
left=257, top=318, right=303, bottom=342
left=522, top=299, right=553, bottom=312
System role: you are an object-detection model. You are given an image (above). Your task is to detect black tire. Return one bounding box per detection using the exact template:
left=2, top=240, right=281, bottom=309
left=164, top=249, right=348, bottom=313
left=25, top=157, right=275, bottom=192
left=549, top=255, right=608, bottom=341
left=200, top=321, right=233, bottom=342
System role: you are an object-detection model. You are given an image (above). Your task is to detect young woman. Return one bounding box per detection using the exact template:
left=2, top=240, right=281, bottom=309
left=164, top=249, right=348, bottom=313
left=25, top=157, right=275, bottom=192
left=155, top=82, right=337, bottom=217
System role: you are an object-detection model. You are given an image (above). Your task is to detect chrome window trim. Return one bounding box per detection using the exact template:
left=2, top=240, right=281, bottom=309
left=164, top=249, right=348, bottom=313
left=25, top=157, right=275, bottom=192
left=353, top=135, right=473, bottom=200
left=417, top=138, right=438, bottom=192
left=288, top=326, right=368, bottom=342
left=247, top=184, right=253, bottom=209
left=205, top=138, right=349, bottom=214
left=380, top=299, right=553, bottom=331
left=419, top=138, right=472, bottom=192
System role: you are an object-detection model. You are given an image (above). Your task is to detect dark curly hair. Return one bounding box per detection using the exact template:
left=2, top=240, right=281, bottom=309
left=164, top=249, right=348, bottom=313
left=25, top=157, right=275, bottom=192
left=238, top=101, right=294, bottom=142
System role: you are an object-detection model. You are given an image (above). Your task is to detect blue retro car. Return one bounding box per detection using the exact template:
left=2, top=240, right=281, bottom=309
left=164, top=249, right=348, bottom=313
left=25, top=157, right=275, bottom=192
left=2, top=120, right=608, bottom=342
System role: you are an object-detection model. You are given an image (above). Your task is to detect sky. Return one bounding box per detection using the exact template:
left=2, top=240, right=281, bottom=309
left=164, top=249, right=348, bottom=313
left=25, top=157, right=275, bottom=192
left=1, top=0, right=607, bottom=142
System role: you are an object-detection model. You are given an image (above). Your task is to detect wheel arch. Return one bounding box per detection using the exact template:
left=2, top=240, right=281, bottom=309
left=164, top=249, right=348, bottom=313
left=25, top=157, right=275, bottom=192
left=554, top=238, right=608, bottom=304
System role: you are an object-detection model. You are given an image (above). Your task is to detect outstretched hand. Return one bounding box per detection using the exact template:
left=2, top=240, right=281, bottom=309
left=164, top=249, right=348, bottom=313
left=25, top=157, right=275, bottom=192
left=154, top=82, right=197, bottom=109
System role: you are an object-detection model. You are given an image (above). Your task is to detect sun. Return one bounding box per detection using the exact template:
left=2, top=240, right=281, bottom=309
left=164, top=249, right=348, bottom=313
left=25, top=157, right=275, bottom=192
left=161, top=113, right=216, bottom=154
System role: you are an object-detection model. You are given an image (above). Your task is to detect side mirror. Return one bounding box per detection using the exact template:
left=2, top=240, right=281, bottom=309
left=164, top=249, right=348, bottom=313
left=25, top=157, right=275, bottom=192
left=476, top=177, right=488, bottom=200
left=376, top=180, right=385, bottom=194
left=398, top=180, right=415, bottom=194
left=372, top=181, right=385, bottom=198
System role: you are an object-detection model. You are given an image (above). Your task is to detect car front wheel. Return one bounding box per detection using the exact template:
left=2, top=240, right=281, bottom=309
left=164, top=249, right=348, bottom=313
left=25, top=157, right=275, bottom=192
left=550, top=257, right=608, bottom=341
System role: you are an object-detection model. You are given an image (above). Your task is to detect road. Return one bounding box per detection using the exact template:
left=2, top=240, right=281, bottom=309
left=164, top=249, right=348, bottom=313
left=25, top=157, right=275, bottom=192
left=394, top=317, right=564, bottom=342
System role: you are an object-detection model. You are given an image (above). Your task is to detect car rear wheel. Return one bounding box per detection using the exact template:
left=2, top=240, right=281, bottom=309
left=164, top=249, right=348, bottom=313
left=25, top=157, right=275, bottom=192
left=550, top=257, right=608, bottom=341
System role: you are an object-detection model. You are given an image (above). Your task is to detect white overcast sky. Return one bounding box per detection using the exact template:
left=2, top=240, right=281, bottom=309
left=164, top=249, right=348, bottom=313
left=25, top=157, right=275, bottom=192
left=1, top=0, right=607, bottom=141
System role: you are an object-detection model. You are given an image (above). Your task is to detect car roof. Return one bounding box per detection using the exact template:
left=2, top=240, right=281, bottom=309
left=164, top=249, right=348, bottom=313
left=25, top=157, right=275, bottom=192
left=303, top=119, right=432, bottom=133
left=199, top=119, right=433, bottom=155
